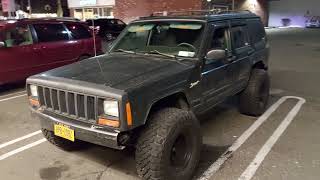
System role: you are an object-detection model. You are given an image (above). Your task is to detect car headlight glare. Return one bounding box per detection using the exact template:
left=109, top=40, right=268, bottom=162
left=103, top=100, right=119, bottom=117
left=30, top=85, right=38, bottom=98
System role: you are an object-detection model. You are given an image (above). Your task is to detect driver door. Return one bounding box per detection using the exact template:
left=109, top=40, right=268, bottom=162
left=201, top=21, right=233, bottom=110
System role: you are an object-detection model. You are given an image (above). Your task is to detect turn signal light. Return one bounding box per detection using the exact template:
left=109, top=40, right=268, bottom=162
left=29, top=97, right=40, bottom=107
left=98, top=118, right=119, bottom=128
left=126, top=102, right=133, bottom=126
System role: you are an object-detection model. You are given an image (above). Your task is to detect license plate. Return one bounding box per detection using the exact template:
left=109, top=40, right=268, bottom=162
left=54, top=123, right=75, bottom=142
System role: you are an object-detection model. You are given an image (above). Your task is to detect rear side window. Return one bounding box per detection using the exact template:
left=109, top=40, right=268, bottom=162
left=66, top=24, right=92, bottom=39
left=33, top=24, right=69, bottom=42
left=86, top=20, right=98, bottom=26
left=117, top=20, right=125, bottom=25
left=108, top=19, right=116, bottom=25
left=230, top=26, right=248, bottom=49
left=247, top=19, right=265, bottom=44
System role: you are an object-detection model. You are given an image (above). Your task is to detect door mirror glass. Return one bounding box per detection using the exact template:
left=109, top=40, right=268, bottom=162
left=0, top=41, right=5, bottom=48
left=206, top=49, right=226, bottom=60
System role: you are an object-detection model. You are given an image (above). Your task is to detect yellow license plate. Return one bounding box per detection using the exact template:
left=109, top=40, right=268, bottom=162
left=54, top=123, right=75, bottom=142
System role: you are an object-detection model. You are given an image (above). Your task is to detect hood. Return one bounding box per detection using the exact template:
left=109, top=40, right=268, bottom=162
left=42, top=53, right=194, bottom=90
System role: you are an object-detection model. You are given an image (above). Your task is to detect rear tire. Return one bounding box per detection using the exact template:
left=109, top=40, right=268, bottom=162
left=42, top=129, right=84, bottom=151
left=135, top=108, right=202, bottom=180
left=239, top=69, right=270, bottom=116
left=78, top=55, right=90, bottom=61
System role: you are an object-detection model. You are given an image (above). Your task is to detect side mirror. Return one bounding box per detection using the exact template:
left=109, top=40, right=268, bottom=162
left=205, top=49, right=226, bottom=60
left=0, top=41, right=5, bottom=48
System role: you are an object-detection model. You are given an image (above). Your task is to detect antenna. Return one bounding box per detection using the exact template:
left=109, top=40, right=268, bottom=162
left=91, top=19, right=97, bottom=57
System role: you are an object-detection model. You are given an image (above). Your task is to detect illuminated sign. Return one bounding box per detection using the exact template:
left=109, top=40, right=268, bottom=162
left=1, top=0, right=15, bottom=12
left=79, top=0, right=97, bottom=6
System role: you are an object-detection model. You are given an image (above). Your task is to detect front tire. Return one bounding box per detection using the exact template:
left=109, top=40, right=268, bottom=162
left=239, top=69, right=270, bottom=116
left=135, top=108, right=202, bottom=180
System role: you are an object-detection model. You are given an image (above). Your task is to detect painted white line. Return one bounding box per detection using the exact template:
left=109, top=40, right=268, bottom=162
left=0, top=130, right=42, bottom=150
left=0, top=94, right=27, bottom=102
left=0, top=138, right=47, bottom=161
left=0, top=91, right=26, bottom=99
left=239, top=97, right=306, bottom=180
left=198, top=96, right=305, bottom=180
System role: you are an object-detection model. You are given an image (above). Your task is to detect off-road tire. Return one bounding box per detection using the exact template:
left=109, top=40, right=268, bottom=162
left=135, top=108, right=202, bottom=180
left=239, top=69, right=270, bottom=116
left=42, top=129, right=84, bottom=151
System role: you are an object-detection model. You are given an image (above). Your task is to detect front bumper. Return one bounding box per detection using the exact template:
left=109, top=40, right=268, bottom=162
left=31, top=108, right=125, bottom=150
left=306, top=23, right=320, bottom=28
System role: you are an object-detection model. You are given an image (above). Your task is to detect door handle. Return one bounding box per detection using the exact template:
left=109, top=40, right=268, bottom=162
left=248, top=50, right=254, bottom=55
left=227, top=56, right=236, bottom=62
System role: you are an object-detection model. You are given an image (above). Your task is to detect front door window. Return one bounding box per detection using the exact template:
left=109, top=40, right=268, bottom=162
left=4, top=25, right=33, bottom=47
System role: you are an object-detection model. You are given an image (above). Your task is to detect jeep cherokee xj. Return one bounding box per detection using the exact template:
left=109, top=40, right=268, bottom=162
left=27, top=10, right=269, bottom=180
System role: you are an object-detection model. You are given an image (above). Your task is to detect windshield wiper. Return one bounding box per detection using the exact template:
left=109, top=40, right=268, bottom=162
left=145, top=50, right=176, bottom=59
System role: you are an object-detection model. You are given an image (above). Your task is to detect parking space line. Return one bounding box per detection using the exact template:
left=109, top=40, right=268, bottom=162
left=0, top=138, right=46, bottom=161
left=0, top=94, right=27, bottom=102
left=0, top=130, right=42, bottom=150
left=239, top=97, right=306, bottom=180
left=198, top=96, right=305, bottom=180
left=0, top=91, right=26, bottom=99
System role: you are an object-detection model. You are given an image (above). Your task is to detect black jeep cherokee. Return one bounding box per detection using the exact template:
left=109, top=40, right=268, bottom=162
left=27, top=11, right=269, bottom=180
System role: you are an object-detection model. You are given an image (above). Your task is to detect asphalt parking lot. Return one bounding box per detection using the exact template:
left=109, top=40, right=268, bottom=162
left=0, top=28, right=320, bottom=180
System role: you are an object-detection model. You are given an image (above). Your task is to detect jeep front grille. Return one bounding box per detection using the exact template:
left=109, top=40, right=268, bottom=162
left=38, top=86, right=97, bottom=121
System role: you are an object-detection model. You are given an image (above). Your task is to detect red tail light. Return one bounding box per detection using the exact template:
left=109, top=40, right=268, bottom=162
left=89, top=26, right=100, bottom=34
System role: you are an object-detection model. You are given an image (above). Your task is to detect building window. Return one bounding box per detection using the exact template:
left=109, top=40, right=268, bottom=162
left=73, top=7, right=114, bottom=20
left=74, top=9, right=83, bottom=20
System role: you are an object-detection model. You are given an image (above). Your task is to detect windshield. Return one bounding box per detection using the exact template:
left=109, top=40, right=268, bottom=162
left=111, top=21, right=205, bottom=58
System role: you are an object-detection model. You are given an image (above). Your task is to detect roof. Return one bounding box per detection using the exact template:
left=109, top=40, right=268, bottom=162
left=137, top=10, right=259, bottom=22
left=86, top=18, right=120, bottom=21
left=0, top=18, right=85, bottom=28
left=1, top=17, right=81, bottom=24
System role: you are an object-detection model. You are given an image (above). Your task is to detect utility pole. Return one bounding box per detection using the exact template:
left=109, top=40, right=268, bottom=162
left=27, top=0, right=32, bottom=15
left=232, top=0, right=235, bottom=10
left=57, top=0, right=63, bottom=17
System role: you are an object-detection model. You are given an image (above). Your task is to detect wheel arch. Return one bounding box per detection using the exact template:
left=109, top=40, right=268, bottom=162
left=253, top=60, right=268, bottom=70
left=78, top=54, right=91, bottom=61
left=143, top=91, right=191, bottom=124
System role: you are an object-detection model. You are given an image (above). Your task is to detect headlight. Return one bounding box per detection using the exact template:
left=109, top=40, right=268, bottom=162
left=30, top=85, right=38, bottom=98
left=103, top=100, right=119, bottom=117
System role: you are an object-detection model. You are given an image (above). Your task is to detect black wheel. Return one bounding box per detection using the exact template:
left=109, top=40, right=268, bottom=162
left=239, top=69, right=270, bottom=116
left=135, top=108, right=201, bottom=180
left=78, top=55, right=90, bottom=61
left=42, top=129, right=84, bottom=151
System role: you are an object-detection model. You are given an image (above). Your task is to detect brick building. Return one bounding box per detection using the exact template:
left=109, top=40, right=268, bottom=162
left=114, top=0, right=202, bottom=23
left=114, top=0, right=269, bottom=25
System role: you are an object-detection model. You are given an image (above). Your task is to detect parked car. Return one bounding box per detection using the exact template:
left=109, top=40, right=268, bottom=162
left=0, top=18, right=102, bottom=85
left=86, top=18, right=126, bottom=41
left=28, top=11, right=269, bottom=180
left=306, top=16, right=320, bottom=28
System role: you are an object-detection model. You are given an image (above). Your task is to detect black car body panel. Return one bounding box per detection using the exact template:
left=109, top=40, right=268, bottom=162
left=27, top=11, right=269, bottom=149
left=86, top=18, right=126, bottom=39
